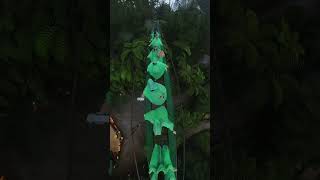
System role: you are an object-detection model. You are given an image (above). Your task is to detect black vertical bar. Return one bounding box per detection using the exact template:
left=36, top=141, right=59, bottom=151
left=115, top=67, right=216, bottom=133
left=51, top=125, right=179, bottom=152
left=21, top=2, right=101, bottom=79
left=66, top=0, right=77, bottom=179
left=212, top=0, right=233, bottom=178
left=106, top=0, right=110, bottom=177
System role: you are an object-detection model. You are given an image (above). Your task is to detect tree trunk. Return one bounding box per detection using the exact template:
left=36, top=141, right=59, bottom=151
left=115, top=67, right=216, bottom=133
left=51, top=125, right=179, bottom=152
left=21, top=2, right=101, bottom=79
left=185, top=119, right=210, bottom=140
left=177, top=118, right=210, bottom=148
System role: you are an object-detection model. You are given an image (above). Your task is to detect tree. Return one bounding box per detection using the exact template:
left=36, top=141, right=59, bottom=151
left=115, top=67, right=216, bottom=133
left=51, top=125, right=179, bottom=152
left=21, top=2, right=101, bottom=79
left=215, top=0, right=320, bottom=179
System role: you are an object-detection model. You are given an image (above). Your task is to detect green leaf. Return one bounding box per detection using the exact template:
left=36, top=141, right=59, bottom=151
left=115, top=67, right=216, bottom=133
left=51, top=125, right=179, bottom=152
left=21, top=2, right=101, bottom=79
left=120, top=70, right=126, bottom=81
left=111, top=72, right=120, bottom=81
left=132, top=46, right=143, bottom=60
left=132, top=40, right=146, bottom=47
left=120, top=49, right=131, bottom=61
left=34, top=26, right=57, bottom=58
left=126, top=69, right=132, bottom=81
left=124, top=42, right=132, bottom=48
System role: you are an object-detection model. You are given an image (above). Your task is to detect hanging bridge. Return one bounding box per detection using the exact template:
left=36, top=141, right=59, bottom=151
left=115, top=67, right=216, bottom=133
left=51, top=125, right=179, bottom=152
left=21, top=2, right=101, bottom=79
left=142, top=21, right=178, bottom=180
left=87, top=19, right=181, bottom=180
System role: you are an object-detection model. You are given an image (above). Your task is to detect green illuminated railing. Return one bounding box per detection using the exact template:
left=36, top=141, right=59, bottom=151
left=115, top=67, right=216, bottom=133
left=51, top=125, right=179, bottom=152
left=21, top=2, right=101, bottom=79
left=143, top=25, right=177, bottom=180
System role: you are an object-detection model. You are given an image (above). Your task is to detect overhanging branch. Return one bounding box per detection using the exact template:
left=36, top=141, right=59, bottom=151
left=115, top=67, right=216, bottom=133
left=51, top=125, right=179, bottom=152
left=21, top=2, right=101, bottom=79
left=177, top=113, right=210, bottom=147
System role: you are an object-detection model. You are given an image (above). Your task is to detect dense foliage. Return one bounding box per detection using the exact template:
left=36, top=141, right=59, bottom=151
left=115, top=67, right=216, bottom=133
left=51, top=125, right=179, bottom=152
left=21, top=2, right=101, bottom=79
left=0, top=0, right=107, bottom=113
left=0, top=0, right=108, bottom=173
left=215, top=0, right=320, bottom=179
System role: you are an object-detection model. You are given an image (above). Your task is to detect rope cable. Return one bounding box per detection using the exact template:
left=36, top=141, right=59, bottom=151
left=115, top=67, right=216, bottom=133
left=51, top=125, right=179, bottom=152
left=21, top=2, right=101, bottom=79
left=167, top=51, right=185, bottom=180
left=154, top=5, right=186, bottom=178
left=130, top=57, right=141, bottom=180
left=157, top=16, right=185, bottom=179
